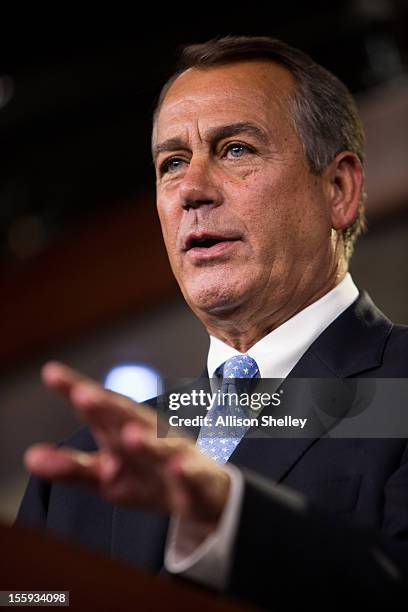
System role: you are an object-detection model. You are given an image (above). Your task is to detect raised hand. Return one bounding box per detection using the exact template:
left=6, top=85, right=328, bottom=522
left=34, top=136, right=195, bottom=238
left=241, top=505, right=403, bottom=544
left=24, top=362, right=231, bottom=531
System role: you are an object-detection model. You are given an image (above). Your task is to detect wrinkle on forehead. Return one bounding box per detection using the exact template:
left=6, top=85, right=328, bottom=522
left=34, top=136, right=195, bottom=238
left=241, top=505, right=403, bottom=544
left=152, top=61, right=297, bottom=151
left=165, top=61, right=295, bottom=108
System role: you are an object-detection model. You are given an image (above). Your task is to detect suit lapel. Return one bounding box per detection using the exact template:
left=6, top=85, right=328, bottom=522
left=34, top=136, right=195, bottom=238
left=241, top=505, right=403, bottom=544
left=229, top=291, right=393, bottom=482
left=229, top=353, right=334, bottom=482
left=297, top=290, right=393, bottom=378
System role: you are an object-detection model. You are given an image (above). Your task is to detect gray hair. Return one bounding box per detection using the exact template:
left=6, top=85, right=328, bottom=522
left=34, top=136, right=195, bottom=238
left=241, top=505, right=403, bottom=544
left=154, top=36, right=366, bottom=259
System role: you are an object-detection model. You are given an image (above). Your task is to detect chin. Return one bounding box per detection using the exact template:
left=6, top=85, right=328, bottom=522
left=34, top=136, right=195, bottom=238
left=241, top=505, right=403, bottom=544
left=184, top=280, right=247, bottom=316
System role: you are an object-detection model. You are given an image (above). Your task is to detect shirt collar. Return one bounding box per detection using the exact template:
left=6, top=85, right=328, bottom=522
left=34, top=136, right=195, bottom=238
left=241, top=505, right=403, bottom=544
left=207, top=273, right=359, bottom=379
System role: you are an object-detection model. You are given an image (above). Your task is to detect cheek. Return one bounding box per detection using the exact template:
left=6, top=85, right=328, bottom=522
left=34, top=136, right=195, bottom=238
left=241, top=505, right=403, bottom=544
left=230, top=177, right=288, bottom=242
left=233, top=174, right=326, bottom=260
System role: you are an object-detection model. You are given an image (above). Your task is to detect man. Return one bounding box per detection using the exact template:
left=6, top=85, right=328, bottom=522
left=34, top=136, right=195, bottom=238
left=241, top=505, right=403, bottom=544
left=18, top=37, right=408, bottom=608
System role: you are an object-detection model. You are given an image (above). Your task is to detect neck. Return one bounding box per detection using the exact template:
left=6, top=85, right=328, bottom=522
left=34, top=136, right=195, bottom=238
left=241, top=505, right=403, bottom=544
left=201, top=264, right=348, bottom=352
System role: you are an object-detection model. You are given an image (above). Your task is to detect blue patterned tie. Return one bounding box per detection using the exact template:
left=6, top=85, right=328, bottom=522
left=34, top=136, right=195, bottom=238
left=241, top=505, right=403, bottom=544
left=197, top=355, right=260, bottom=464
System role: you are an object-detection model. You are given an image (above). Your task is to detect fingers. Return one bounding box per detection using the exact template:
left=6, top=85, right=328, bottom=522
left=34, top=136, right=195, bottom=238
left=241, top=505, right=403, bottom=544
left=23, top=434, right=230, bottom=524
left=41, top=361, right=91, bottom=398
left=24, top=444, right=101, bottom=487
left=29, top=362, right=230, bottom=523
left=41, top=361, right=158, bottom=449
left=121, top=422, right=192, bottom=459
left=121, top=423, right=230, bottom=523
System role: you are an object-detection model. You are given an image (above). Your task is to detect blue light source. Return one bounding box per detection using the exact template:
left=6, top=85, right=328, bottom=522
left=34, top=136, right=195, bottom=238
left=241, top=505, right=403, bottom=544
left=104, top=364, right=162, bottom=403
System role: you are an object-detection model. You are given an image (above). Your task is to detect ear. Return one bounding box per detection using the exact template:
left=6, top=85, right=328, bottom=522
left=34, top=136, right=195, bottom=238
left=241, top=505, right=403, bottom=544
left=325, top=152, right=364, bottom=231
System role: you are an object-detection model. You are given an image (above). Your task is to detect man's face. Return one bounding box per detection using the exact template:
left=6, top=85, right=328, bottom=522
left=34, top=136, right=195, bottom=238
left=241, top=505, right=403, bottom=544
left=153, top=61, right=334, bottom=326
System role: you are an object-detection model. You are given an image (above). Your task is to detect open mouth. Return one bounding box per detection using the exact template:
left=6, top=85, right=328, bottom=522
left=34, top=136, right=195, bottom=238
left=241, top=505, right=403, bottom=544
left=184, top=233, right=241, bottom=252
left=187, top=236, right=226, bottom=249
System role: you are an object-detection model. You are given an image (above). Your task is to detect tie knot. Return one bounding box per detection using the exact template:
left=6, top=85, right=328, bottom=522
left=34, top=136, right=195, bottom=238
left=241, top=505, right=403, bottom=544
left=220, top=354, right=260, bottom=379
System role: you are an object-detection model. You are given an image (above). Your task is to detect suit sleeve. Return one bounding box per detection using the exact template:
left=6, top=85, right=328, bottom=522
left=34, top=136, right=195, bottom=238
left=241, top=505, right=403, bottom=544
left=226, top=468, right=408, bottom=609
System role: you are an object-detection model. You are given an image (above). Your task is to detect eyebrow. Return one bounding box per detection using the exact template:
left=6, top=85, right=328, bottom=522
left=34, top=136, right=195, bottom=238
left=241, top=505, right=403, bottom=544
left=152, top=122, right=269, bottom=161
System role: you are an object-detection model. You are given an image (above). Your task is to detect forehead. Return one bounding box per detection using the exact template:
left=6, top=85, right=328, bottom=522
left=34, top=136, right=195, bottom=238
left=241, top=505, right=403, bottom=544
left=153, top=60, right=296, bottom=145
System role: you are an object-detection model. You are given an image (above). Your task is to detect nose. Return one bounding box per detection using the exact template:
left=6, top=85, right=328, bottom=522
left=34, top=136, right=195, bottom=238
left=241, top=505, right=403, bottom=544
left=179, top=158, right=223, bottom=210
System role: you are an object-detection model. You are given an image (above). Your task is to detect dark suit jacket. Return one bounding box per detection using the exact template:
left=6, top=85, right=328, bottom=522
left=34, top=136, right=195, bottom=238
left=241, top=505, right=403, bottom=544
left=17, top=292, right=408, bottom=608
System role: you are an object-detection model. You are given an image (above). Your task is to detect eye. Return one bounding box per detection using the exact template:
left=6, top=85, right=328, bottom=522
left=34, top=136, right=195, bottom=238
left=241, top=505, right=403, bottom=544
left=224, top=143, right=254, bottom=159
left=159, top=157, right=187, bottom=175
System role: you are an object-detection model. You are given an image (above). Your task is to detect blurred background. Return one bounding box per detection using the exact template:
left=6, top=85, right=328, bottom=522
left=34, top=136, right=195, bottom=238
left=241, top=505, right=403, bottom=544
left=1, top=0, right=408, bottom=522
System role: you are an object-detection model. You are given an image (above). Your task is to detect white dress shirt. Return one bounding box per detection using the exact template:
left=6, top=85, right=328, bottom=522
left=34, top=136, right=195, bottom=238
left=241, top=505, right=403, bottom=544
left=165, top=274, right=359, bottom=589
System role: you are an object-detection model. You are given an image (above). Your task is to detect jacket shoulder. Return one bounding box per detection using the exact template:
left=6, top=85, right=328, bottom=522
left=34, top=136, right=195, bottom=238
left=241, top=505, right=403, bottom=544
left=381, top=323, right=408, bottom=376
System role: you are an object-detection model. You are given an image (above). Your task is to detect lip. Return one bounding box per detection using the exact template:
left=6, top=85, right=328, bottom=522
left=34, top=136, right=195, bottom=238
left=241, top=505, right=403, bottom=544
left=187, top=240, right=240, bottom=260
left=182, top=231, right=242, bottom=261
